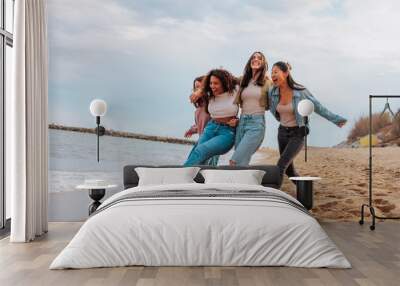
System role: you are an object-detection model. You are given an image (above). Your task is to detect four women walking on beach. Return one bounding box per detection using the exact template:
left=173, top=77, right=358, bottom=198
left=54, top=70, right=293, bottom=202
left=183, top=54, right=347, bottom=186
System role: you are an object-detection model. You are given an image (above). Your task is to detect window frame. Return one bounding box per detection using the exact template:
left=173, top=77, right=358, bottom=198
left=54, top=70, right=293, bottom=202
left=0, top=0, right=14, bottom=234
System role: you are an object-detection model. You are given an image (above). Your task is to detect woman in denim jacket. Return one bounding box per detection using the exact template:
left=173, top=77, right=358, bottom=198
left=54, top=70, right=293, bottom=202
left=269, top=61, right=347, bottom=187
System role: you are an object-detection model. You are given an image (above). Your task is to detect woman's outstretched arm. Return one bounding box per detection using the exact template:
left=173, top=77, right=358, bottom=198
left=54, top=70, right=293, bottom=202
left=301, top=89, right=347, bottom=127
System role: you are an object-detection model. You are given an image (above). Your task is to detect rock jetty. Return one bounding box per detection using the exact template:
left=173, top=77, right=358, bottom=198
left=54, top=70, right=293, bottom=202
left=49, top=123, right=195, bottom=145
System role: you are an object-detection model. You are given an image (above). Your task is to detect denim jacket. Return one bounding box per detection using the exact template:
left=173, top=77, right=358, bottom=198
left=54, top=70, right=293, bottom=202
left=268, top=86, right=347, bottom=128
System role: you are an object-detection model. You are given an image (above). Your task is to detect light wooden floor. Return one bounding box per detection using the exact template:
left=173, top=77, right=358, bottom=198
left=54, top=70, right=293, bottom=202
left=0, top=222, right=399, bottom=286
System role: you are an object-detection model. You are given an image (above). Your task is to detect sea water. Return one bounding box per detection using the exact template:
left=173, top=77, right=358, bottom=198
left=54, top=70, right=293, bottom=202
left=49, top=129, right=234, bottom=193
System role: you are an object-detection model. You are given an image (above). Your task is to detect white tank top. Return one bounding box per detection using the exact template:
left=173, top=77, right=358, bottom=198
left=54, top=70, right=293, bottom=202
left=276, top=102, right=297, bottom=127
left=241, top=81, right=265, bottom=115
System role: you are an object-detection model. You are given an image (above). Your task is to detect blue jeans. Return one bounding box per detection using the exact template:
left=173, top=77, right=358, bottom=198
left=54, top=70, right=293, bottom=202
left=185, top=143, right=220, bottom=166
left=230, top=114, right=265, bottom=166
left=205, top=154, right=219, bottom=166
left=184, top=120, right=235, bottom=166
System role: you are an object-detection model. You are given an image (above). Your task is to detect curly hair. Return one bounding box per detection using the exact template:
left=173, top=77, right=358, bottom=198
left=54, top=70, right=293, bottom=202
left=202, top=69, right=237, bottom=101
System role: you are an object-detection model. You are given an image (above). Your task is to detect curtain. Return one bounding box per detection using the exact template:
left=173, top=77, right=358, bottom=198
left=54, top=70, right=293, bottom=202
left=9, top=0, right=48, bottom=242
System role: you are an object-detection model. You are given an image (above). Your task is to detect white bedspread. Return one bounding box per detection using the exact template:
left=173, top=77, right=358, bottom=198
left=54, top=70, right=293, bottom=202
left=50, top=183, right=351, bottom=269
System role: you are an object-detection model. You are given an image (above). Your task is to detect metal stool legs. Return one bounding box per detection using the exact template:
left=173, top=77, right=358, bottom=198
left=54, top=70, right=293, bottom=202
left=359, top=204, right=375, bottom=231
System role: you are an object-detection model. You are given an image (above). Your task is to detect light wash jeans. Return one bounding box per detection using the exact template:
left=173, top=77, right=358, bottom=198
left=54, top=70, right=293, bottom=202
left=230, top=114, right=265, bottom=166
left=184, top=120, right=235, bottom=166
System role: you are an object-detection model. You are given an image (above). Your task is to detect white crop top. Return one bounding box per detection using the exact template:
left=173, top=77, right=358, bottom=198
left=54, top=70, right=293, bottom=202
left=208, top=89, right=239, bottom=118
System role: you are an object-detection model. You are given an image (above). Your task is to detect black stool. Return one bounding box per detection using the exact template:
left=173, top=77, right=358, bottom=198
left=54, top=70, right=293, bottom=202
left=289, top=177, right=321, bottom=210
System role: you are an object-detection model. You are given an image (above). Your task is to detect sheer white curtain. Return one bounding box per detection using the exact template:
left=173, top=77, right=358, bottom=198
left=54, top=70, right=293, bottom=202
left=8, top=0, right=48, bottom=242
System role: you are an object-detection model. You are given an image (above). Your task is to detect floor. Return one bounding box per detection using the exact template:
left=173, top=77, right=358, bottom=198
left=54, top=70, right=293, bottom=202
left=0, top=221, right=399, bottom=286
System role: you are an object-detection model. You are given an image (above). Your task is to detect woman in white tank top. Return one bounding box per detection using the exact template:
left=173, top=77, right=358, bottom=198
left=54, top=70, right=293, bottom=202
left=184, top=69, right=239, bottom=166
left=230, top=51, right=272, bottom=166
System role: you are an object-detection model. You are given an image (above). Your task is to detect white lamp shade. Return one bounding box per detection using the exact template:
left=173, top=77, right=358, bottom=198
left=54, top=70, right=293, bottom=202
left=297, top=99, right=314, bottom=117
left=90, top=99, right=107, bottom=117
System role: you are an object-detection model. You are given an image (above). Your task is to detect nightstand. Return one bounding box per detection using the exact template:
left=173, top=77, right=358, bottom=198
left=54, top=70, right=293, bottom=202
left=76, top=184, right=117, bottom=215
left=289, top=177, right=321, bottom=210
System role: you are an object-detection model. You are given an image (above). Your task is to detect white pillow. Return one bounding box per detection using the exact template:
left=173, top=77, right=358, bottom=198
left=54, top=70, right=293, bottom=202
left=200, top=169, right=266, bottom=185
left=135, top=167, right=200, bottom=186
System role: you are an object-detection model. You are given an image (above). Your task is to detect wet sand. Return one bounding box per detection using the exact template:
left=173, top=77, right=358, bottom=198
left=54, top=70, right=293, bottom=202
left=254, top=146, right=400, bottom=222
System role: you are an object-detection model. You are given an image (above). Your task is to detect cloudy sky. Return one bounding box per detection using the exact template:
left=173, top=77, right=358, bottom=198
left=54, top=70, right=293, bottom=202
left=47, top=0, right=400, bottom=148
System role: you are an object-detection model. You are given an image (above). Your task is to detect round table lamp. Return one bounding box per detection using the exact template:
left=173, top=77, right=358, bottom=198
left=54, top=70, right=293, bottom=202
left=90, top=99, right=107, bottom=162
left=297, top=99, right=314, bottom=162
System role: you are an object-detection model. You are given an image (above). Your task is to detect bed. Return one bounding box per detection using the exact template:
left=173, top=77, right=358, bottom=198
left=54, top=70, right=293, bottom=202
left=50, top=165, right=350, bottom=269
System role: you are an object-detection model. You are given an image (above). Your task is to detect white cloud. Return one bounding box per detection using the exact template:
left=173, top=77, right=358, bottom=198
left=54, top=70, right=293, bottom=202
left=48, top=0, right=400, bottom=67
left=48, top=0, right=400, bottom=146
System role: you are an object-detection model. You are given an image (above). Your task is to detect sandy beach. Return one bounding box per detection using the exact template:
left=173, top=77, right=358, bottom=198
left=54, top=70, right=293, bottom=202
left=254, top=146, right=400, bottom=222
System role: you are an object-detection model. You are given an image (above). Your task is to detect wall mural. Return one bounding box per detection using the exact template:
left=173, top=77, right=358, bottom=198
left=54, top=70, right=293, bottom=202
left=47, top=0, right=400, bottom=221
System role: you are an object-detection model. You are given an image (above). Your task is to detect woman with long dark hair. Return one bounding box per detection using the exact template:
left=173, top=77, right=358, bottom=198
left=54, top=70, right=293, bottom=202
left=269, top=61, right=347, bottom=186
left=184, top=69, right=239, bottom=166
left=230, top=51, right=272, bottom=166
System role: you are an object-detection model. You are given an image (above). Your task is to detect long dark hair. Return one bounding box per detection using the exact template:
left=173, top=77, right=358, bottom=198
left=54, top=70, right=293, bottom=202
left=203, top=69, right=237, bottom=100
left=273, top=61, right=305, bottom=90
left=240, top=51, right=268, bottom=93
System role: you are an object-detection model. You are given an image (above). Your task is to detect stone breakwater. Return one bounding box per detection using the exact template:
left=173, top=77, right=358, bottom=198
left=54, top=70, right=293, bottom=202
left=49, top=123, right=195, bottom=145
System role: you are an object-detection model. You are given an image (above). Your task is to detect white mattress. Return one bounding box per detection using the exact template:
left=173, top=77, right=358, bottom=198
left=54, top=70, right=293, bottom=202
left=50, top=183, right=351, bottom=269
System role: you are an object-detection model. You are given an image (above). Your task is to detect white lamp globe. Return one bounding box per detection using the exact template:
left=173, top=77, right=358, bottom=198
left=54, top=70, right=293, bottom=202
left=90, top=99, right=107, bottom=117
left=297, top=99, right=314, bottom=117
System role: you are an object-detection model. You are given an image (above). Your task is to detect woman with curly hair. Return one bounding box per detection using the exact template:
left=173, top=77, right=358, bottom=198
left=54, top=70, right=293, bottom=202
left=230, top=51, right=272, bottom=166
left=184, top=69, right=239, bottom=166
